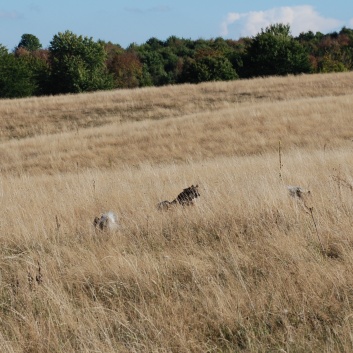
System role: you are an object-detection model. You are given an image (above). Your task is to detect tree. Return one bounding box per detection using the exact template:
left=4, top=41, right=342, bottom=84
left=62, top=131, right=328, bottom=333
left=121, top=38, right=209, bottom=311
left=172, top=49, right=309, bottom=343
left=179, top=46, right=238, bottom=84
left=107, top=51, right=143, bottom=88
left=0, top=44, right=8, bottom=56
left=17, top=34, right=42, bottom=52
left=0, top=51, right=38, bottom=98
left=180, top=55, right=238, bottom=83
left=298, top=28, right=353, bottom=73
left=318, top=54, right=347, bottom=72
left=48, top=30, right=113, bottom=94
left=17, top=48, right=51, bottom=95
left=146, top=37, right=164, bottom=50
left=164, top=36, right=193, bottom=57
left=136, top=38, right=188, bottom=86
left=137, top=49, right=168, bottom=86
left=242, top=23, right=311, bottom=77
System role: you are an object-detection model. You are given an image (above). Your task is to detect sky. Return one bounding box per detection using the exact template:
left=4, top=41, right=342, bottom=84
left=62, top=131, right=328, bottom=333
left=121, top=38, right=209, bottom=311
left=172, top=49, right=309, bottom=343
left=1, top=1, right=353, bottom=50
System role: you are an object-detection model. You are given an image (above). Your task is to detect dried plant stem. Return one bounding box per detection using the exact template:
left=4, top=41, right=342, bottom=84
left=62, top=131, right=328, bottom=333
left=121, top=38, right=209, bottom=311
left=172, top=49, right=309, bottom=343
left=55, top=215, right=61, bottom=231
left=279, top=140, right=283, bottom=181
left=308, top=207, right=324, bottom=253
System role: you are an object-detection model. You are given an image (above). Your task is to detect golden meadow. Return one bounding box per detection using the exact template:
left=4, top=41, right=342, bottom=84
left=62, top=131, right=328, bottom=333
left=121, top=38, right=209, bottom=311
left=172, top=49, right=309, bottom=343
left=1, top=72, right=353, bottom=352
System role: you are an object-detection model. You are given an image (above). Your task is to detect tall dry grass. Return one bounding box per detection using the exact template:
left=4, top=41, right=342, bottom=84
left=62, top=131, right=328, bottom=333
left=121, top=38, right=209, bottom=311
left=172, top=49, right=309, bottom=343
left=1, top=72, right=353, bottom=175
left=1, top=72, right=353, bottom=352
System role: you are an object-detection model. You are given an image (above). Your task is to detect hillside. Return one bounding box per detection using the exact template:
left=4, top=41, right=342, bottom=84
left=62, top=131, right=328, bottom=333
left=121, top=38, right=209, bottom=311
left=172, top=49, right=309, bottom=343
left=1, top=72, right=353, bottom=176
left=1, top=72, right=353, bottom=352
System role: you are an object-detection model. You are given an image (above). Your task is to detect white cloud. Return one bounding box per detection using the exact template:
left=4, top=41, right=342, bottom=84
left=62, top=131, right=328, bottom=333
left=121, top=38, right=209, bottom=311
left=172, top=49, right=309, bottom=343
left=349, top=18, right=353, bottom=27
left=221, top=5, right=343, bottom=38
left=220, top=13, right=242, bottom=36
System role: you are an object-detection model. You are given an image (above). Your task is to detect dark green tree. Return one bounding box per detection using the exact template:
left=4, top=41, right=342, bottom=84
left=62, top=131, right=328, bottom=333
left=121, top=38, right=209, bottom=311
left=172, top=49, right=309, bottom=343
left=159, top=47, right=180, bottom=84
left=146, top=37, right=164, bottom=50
left=164, top=36, right=193, bottom=57
left=49, top=30, right=113, bottom=94
left=224, top=39, right=247, bottom=77
left=242, top=23, right=311, bottom=77
left=137, top=37, right=190, bottom=86
left=0, top=50, right=38, bottom=98
left=180, top=50, right=238, bottom=83
left=0, top=44, right=8, bottom=56
left=17, top=34, right=42, bottom=52
left=14, top=47, right=51, bottom=96
left=137, top=49, right=168, bottom=86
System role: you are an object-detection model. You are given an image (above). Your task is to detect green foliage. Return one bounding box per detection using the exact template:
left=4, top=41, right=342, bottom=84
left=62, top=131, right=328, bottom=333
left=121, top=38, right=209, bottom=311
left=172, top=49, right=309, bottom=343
left=298, top=28, right=353, bottom=72
left=242, top=23, right=311, bottom=77
left=318, top=55, right=348, bottom=73
left=165, top=36, right=193, bottom=57
left=146, top=37, right=164, bottom=50
left=180, top=55, right=238, bottom=83
left=17, top=34, right=42, bottom=52
left=0, top=44, right=8, bottom=56
left=1, top=25, right=353, bottom=97
left=137, top=49, right=169, bottom=86
left=49, top=30, right=113, bottom=94
left=136, top=36, right=242, bottom=85
left=339, top=27, right=353, bottom=43
left=0, top=52, right=38, bottom=98
left=136, top=37, right=187, bottom=86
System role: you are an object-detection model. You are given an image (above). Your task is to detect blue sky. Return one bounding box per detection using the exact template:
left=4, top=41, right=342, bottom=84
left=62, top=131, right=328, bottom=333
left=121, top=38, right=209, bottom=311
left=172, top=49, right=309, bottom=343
left=1, top=1, right=353, bottom=50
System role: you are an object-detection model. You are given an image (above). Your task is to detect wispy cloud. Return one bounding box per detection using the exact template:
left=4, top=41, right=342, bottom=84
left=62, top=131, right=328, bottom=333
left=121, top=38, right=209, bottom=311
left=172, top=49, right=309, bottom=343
left=124, top=5, right=170, bottom=14
left=221, top=6, right=342, bottom=38
left=0, top=10, right=22, bottom=20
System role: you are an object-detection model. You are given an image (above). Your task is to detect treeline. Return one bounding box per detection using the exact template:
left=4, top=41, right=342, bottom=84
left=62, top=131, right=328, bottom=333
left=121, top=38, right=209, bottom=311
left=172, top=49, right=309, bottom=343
left=1, top=23, right=353, bottom=98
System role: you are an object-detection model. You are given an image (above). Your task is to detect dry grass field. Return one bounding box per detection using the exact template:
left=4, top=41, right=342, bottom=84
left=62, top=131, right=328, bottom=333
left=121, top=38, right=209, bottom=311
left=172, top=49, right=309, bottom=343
left=1, top=72, right=353, bottom=352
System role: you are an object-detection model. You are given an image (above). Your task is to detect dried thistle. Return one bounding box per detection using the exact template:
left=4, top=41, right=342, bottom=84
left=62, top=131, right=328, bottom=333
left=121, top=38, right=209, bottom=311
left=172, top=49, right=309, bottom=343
left=279, top=140, right=283, bottom=181
left=331, top=173, right=353, bottom=191
left=55, top=215, right=61, bottom=231
left=11, top=277, right=20, bottom=295
left=308, top=206, right=324, bottom=253
left=286, top=185, right=323, bottom=251
left=27, top=269, right=34, bottom=291
left=36, top=262, right=43, bottom=285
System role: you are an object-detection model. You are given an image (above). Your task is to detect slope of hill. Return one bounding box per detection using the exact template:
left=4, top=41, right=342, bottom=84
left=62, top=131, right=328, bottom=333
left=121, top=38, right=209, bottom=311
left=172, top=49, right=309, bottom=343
left=1, top=71, right=353, bottom=175
left=1, top=72, right=353, bottom=352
